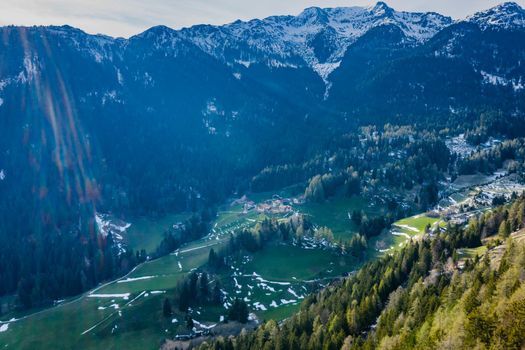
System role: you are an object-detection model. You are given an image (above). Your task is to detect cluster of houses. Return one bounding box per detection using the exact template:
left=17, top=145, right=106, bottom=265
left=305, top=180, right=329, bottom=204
left=232, top=194, right=301, bottom=215
left=255, top=195, right=295, bottom=214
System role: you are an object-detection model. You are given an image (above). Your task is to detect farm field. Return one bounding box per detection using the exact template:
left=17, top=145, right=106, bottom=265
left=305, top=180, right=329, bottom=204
left=394, top=215, right=441, bottom=234
left=370, top=214, right=441, bottom=254
left=0, top=205, right=253, bottom=350
left=215, top=242, right=357, bottom=322
left=298, top=196, right=384, bottom=240
left=0, top=234, right=230, bottom=350
left=124, top=213, right=191, bottom=254
left=0, top=191, right=392, bottom=349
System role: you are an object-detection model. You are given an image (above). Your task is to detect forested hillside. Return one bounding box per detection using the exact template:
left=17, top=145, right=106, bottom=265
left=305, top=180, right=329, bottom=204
left=199, top=196, right=525, bottom=350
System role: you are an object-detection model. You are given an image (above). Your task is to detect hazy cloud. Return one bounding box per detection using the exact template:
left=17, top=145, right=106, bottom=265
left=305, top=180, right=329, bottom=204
left=0, top=0, right=523, bottom=37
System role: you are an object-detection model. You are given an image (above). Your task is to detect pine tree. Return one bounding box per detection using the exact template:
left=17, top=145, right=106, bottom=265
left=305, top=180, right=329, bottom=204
left=498, top=219, right=511, bottom=238
left=213, top=281, right=222, bottom=305
left=200, top=273, right=209, bottom=299
left=179, top=282, right=190, bottom=312
left=228, top=298, right=249, bottom=323
left=163, top=298, right=172, bottom=318
left=185, top=314, right=194, bottom=329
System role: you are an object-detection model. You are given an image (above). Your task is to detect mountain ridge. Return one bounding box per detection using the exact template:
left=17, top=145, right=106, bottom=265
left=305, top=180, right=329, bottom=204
left=3, top=2, right=523, bottom=83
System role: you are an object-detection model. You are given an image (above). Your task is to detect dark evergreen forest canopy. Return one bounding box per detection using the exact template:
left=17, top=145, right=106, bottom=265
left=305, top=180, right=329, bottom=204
left=0, top=1, right=525, bottom=349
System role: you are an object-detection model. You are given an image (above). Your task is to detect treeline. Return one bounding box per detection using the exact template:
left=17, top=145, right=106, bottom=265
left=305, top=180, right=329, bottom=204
left=198, top=195, right=525, bottom=350
left=358, top=196, right=525, bottom=349
left=162, top=271, right=249, bottom=327
left=304, top=170, right=360, bottom=203
left=350, top=211, right=391, bottom=239
left=362, top=238, right=525, bottom=349
left=251, top=156, right=330, bottom=193
left=252, top=125, right=451, bottom=213
left=299, top=126, right=450, bottom=211
left=457, top=137, right=525, bottom=175
left=0, top=156, right=142, bottom=310
left=464, top=112, right=525, bottom=145
left=155, top=209, right=216, bottom=257
left=464, top=192, right=525, bottom=241
left=13, top=230, right=144, bottom=310
left=174, top=271, right=223, bottom=313
left=0, top=205, right=144, bottom=310
left=207, top=216, right=314, bottom=273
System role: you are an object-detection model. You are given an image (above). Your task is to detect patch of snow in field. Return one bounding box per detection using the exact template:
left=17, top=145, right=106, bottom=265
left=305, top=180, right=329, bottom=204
left=287, top=288, right=302, bottom=299
left=235, top=60, right=254, bottom=68
left=150, top=290, right=166, bottom=294
left=178, top=261, right=182, bottom=270
left=270, top=300, right=278, bottom=308
left=280, top=299, right=296, bottom=305
left=394, top=224, right=419, bottom=233
left=0, top=323, right=9, bottom=332
left=251, top=274, right=291, bottom=286
left=0, top=169, right=5, bottom=181
left=117, top=276, right=155, bottom=283
left=258, top=282, right=276, bottom=293
left=172, top=318, right=178, bottom=323
left=88, top=293, right=130, bottom=300
left=219, top=315, right=225, bottom=322
left=392, top=231, right=411, bottom=239
left=233, top=277, right=242, bottom=289
left=193, top=320, right=217, bottom=329
left=253, top=302, right=267, bottom=311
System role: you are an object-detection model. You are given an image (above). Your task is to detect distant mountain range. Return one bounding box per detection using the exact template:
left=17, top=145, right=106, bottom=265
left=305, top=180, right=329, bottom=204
left=0, top=2, right=524, bottom=214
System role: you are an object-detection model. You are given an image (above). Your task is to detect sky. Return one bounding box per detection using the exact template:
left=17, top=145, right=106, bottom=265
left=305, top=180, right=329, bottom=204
left=0, top=0, right=523, bottom=38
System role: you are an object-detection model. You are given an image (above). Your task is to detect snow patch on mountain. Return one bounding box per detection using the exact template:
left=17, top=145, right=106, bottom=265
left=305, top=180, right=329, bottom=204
left=19, top=55, right=40, bottom=83
left=468, top=2, right=525, bottom=30
left=481, top=70, right=524, bottom=91
left=177, top=2, right=452, bottom=82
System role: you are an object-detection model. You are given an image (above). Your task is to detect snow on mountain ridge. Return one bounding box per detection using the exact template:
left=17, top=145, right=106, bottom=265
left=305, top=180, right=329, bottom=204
left=177, top=2, right=453, bottom=83
left=468, top=2, right=525, bottom=30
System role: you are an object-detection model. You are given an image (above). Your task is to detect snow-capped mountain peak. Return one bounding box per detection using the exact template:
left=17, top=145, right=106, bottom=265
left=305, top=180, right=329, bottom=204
left=368, top=1, right=395, bottom=17
left=468, top=2, right=525, bottom=30
left=297, top=7, right=330, bottom=25
left=174, top=2, right=452, bottom=83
